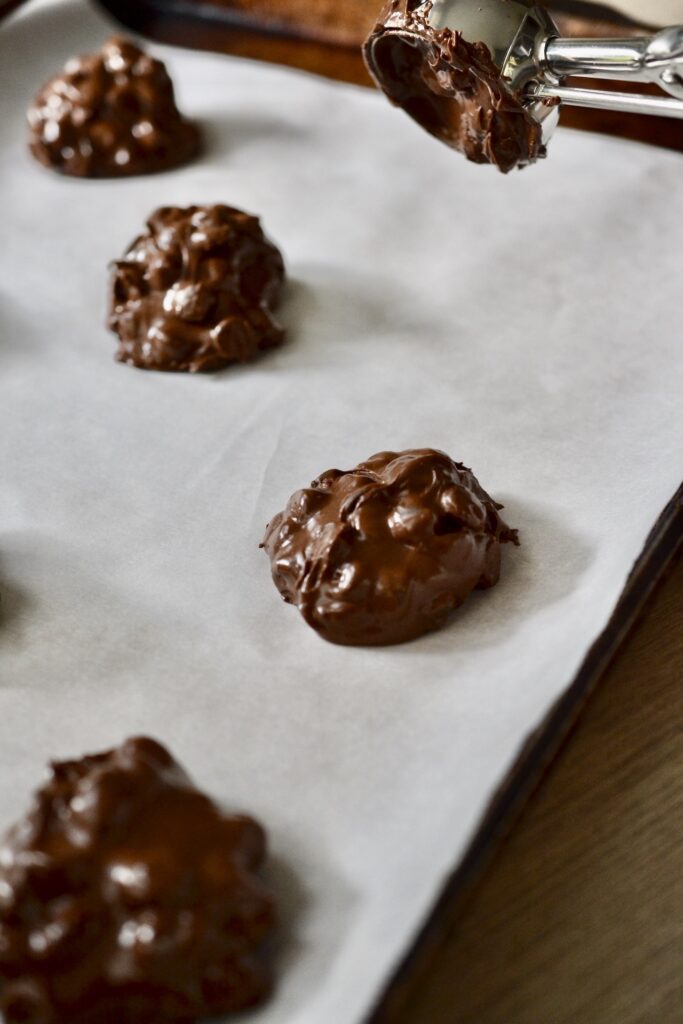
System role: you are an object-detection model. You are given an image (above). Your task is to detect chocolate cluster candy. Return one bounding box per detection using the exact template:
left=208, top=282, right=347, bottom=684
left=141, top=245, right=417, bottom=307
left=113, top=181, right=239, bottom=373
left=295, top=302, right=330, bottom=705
left=0, top=737, right=275, bottom=1024
left=109, top=205, right=286, bottom=372
left=27, top=37, right=199, bottom=178
left=262, top=449, right=518, bottom=646
left=364, top=0, right=554, bottom=173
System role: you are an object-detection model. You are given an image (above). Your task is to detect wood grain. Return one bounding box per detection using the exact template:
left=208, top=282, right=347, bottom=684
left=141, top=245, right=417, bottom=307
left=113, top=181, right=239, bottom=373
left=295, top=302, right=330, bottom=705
left=383, top=552, right=683, bottom=1024
left=96, top=0, right=683, bottom=154
left=8, top=3, right=680, bottom=1017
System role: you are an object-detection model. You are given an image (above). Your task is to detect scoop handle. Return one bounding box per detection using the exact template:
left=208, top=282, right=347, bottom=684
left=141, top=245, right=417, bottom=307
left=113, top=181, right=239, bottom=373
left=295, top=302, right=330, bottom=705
left=543, top=28, right=683, bottom=100
left=536, top=81, right=683, bottom=117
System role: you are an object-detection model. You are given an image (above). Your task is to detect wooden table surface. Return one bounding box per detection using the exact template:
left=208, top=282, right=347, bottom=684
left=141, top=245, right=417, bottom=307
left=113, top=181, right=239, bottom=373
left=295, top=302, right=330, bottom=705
left=105, top=10, right=682, bottom=1017
left=384, top=551, right=683, bottom=1024
left=11, top=4, right=680, bottom=1018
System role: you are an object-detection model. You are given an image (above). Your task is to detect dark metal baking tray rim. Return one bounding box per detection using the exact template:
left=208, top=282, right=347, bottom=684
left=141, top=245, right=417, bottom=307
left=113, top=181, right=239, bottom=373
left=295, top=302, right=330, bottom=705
left=366, top=479, right=683, bottom=1023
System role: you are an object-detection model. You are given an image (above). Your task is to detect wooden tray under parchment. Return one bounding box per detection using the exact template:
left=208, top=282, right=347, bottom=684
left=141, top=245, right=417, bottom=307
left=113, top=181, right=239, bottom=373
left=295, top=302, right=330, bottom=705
left=3, top=2, right=682, bottom=1022
left=86, top=7, right=683, bottom=1022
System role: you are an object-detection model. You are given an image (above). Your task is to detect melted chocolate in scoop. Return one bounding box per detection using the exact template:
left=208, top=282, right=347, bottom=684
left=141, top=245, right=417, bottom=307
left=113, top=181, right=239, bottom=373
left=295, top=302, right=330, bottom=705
left=365, top=0, right=555, bottom=173
left=27, top=37, right=200, bottom=178
left=262, top=448, right=519, bottom=646
left=0, top=737, right=275, bottom=1024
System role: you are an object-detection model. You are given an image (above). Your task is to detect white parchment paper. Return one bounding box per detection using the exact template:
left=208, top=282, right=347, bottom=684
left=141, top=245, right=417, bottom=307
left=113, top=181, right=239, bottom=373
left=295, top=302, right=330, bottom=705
left=1, top=2, right=682, bottom=1021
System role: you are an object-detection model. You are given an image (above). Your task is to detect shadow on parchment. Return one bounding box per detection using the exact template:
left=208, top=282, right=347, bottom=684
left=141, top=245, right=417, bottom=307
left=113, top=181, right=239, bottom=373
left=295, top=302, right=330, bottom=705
left=422, top=496, right=597, bottom=656
left=0, top=538, right=169, bottom=684
left=261, top=854, right=309, bottom=984
left=254, top=848, right=358, bottom=1021
left=0, top=556, right=32, bottom=639
left=0, top=297, right=35, bottom=364
left=290, top=265, right=430, bottom=342
left=200, top=112, right=310, bottom=164
left=252, top=266, right=435, bottom=378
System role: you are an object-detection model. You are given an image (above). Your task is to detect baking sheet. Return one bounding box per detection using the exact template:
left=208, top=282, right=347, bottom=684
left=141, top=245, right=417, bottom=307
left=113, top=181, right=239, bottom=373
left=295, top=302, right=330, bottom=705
left=1, top=2, right=682, bottom=1021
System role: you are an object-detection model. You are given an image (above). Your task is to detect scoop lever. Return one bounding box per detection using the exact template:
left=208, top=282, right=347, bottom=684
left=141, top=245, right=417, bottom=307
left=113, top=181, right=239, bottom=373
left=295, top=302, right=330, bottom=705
left=533, top=26, right=683, bottom=119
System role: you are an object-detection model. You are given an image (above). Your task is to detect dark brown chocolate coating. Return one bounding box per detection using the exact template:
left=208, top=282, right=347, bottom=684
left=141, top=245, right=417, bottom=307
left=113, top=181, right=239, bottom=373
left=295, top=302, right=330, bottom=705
left=0, top=737, right=275, bottom=1024
left=365, top=1, right=553, bottom=173
left=27, top=37, right=200, bottom=178
left=262, top=449, right=519, bottom=646
left=108, top=204, right=286, bottom=372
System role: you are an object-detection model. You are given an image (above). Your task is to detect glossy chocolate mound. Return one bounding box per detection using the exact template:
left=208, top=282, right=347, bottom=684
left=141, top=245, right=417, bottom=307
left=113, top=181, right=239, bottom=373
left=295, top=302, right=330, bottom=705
left=262, top=448, right=519, bottom=646
left=0, top=737, right=275, bottom=1024
left=109, top=204, right=286, bottom=372
left=27, top=37, right=199, bottom=178
left=364, top=0, right=552, bottom=173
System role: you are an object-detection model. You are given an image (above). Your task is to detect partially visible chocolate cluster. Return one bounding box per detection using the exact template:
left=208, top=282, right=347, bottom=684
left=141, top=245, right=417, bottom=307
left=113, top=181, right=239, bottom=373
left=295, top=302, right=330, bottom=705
left=109, top=204, right=287, bottom=372
left=27, top=37, right=200, bottom=178
left=262, top=448, right=519, bottom=646
left=0, top=737, right=275, bottom=1024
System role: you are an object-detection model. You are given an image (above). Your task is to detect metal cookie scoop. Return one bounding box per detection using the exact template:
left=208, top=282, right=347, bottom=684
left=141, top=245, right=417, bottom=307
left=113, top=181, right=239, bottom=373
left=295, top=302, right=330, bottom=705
left=364, top=0, right=683, bottom=172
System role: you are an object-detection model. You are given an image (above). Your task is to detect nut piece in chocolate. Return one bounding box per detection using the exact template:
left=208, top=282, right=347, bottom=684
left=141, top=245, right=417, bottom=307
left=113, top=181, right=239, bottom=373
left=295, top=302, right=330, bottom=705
left=27, top=37, right=200, bottom=178
left=0, top=737, right=275, bottom=1024
left=262, top=449, right=519, bottom=646
left=109, top=204, right=287, bottom=372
